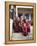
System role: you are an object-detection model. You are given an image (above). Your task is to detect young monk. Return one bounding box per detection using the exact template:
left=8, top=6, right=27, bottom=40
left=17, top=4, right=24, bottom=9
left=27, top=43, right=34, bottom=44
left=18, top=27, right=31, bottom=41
left=22, top=19, right=30, bottom=36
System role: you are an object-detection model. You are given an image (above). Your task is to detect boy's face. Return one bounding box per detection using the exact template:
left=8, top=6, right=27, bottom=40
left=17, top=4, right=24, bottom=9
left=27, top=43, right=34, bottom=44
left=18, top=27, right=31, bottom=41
left=18, top=17, right=20, bottom=21
left=26, top=19, right=28, bottom=23
left=21, top=16, right=23, bottom=21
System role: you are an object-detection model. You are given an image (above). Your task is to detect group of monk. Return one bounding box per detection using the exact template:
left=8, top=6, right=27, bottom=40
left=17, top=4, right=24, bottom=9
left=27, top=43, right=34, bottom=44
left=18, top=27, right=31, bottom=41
left=13, top=15, right=30, bottom=36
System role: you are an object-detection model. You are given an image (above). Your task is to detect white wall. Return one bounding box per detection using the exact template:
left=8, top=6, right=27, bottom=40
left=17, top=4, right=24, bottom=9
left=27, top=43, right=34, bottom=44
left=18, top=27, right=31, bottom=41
left=0, top=0, right=37, bottom=46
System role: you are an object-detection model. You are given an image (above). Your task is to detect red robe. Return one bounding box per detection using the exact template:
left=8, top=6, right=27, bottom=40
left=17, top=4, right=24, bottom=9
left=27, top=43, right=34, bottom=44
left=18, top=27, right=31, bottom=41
left=22, top=22, right=30, bottom=33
